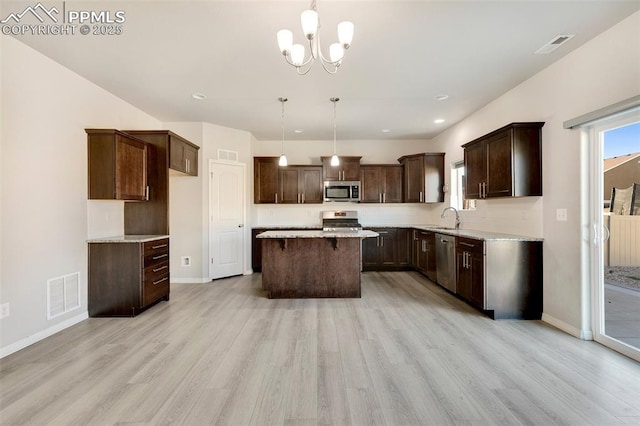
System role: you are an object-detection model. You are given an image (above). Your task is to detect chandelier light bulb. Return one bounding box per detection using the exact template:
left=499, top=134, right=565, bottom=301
left=337, top=21, right=354, bottom=48
left=290, top=44, right=305, bottom=66
left=277, top=29, right=293, bottom=54
left=301, top=9, right=319, bottom=39
left=329, top=43, right=344, bottom=63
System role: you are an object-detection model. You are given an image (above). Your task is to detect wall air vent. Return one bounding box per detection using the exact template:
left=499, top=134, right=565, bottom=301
left=535, top=34, right=575, bottom=54
left=47, top=272, right=81, bottom=320
left=217, top=149, right=238, bottom=162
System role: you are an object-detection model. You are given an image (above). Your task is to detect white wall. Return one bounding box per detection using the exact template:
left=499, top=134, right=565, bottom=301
left=0, top=37, right=161, bottom=355
left=164, top=122, right=254, bottom=282
left=424, top=11, right=640, bottom=337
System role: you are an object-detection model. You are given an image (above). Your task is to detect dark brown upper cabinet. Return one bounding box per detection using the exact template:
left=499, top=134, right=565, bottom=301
left=321, top=156, right=361, bottom=181
left=87, top=129, right=148, bottom=201
left=462, top=122, right=544, bottom=199
left=254, top=157, right=323, bottom=204
left=278, top=166, right=323, bottom=204
left=397, top=153, right=445, bottom=203
left=360, top=165, right=403, bottom=203
left=123, top=130, right=198, bottom=235
left=166, top=133, right=199, bottom=176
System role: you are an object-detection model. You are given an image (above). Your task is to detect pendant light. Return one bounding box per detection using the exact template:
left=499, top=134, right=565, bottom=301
left=278, top=97, right=288, bottom=166
left=330, top=97, right=340, bottom=166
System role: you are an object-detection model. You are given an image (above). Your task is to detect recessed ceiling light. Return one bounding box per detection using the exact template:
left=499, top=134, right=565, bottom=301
left=191, top=93, right=207, bottom=100
left=381, top=129, right=391, bottom=133
left=434, top=119, right=445, bottom=124
left=435, top=94, right=449, bottom=101
left=293, top=129, right=304, bottom=134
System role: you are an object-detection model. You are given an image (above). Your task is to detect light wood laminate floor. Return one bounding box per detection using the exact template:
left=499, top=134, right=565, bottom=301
left=1, top=271, right=640, bottom=425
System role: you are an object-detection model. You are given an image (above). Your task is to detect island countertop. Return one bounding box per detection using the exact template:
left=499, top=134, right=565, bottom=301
left=257, top=230, right=378, bottom=239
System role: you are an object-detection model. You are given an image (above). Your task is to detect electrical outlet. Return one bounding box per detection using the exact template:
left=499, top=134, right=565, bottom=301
left=181, top=256, right=191, bottom=267
left=556, top=208, right=568, bottom=221
left=0, top=303, right=10, bottom=319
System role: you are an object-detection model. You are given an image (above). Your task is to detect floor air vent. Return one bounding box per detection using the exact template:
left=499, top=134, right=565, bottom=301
left=47, top=272, right=81, bottom=320
left=217, top=149, right=238, bottom=162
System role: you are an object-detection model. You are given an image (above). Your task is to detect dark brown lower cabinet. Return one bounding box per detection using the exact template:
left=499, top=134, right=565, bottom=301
left=456, top=237, right=483, bottom=306
left=89, top=238, right=169, bottom=317
left=414, top=229, right=436, bottom=281
left=362, top=228, right=412, bottom=271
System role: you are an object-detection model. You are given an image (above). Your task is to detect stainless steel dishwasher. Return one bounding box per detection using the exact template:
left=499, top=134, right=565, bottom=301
left=435, top=233, right=456, bottom=293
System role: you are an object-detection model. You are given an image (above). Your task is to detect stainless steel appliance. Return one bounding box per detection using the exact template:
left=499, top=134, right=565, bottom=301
left=324, top=181, right=361, bottom=202
left=322, top=210, right=362, bottom=232
left=435, top=233, right=456, bottom=293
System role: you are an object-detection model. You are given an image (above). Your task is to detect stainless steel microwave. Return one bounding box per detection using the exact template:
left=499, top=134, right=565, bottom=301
left=324, top=181, right=360, bottom=202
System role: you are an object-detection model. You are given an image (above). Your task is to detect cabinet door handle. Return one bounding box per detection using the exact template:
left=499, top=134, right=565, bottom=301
left=302, top=193, right=305, bottom=203
left=152, top=254, right=169, bottom=260
left=379, top=193, right=382, bottom=203
left=153, top=265, right=168, bottom=273
left=275, top=193, right=278, bottom=203
left=380, top=237, right=384, bottom=247
left=145, top=185, right=150, bottom=201
left=419, top=191, right=423, bottom=202
left=153, top=277, right=168, bottom=285
left=460, top=242, right=476, bottom=248
left=152, top=243, right=168, bottom=249
left=382, top=193, right=386, bottom=203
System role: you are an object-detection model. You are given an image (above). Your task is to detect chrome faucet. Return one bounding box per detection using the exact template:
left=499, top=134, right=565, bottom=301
left=441, top=207, right=460, bottom=229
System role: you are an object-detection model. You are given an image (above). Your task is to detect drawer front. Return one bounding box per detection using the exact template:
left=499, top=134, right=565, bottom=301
left=457, top=237, right=484, bottom=255
left=143, top=260, right=169, bottom=305
left=143, top=239, right=169, bottom=268
left=143, top=239, right=169, bottom=257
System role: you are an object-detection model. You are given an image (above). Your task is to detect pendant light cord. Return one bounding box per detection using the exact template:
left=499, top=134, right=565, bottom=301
left=333, top=101, right=337, bottom=154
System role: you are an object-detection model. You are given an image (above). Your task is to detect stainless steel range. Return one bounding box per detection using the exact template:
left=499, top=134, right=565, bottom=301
left=322, top=210, right=362, bottom=232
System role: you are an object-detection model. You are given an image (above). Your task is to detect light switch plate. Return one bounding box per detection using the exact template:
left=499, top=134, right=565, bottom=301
left=556, top=208, right=568, bottom=221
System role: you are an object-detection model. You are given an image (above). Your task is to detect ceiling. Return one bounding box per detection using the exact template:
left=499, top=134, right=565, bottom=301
left=3, top=1, right=639, bottom=140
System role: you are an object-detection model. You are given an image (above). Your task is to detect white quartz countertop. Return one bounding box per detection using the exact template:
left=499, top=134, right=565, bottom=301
left=87, top=235, right=169, bottom=243
left=257, top=230, right=378, bottom=239
left=398, top=225, right=542, bottom=242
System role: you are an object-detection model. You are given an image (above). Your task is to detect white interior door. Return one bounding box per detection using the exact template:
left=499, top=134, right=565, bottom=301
left=209, top=161, right=245, bottom=280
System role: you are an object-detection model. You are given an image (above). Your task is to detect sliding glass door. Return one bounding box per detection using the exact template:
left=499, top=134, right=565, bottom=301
left=589, top=113, right=640, bottom=361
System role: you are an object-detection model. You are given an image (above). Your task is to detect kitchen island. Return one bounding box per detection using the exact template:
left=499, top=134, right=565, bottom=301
left=257, top=230, right=378, bottom=298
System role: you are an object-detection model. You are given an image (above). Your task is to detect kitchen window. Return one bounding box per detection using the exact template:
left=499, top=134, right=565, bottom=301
left=451, top=161, right=476, bottom=210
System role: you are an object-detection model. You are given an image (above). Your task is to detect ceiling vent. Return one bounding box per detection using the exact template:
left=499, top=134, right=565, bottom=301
left=535, top=34, right=575, bottom=54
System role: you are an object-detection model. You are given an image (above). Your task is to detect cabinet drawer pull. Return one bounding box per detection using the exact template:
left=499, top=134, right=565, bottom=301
left=153, top=277, right=168, bottom=285
left=152, top=254, right=169, bottom=260
left=153, top=265, right=168, bottom=272
left=460, top=242, right=476, bottom=248
left=152, top=244, right=168, bottom=250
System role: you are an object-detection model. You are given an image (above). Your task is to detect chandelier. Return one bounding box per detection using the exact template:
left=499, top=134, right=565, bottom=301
left=276, top=0, right=354, bottom=75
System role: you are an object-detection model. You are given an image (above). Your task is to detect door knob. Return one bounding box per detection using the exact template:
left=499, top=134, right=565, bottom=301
left=238, top=224, right=244, bottom=228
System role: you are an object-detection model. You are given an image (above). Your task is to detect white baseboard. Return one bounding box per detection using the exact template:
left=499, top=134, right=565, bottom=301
left=541, top=313, right=593, bottom=340
left=0, top=311, right=89, bottom=359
